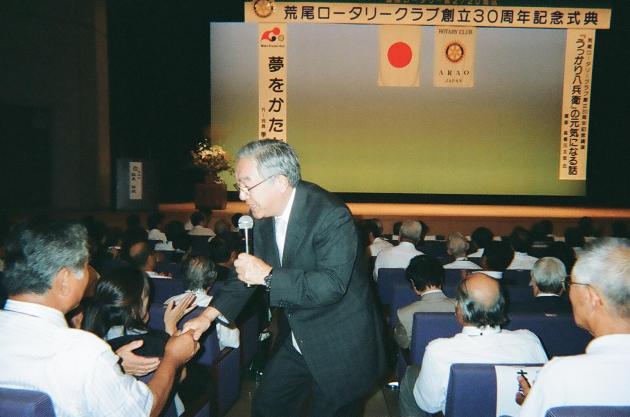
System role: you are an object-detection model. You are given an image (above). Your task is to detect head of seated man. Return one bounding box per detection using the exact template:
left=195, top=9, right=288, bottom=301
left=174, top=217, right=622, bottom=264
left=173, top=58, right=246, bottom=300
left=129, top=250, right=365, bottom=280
left=399, top=220, right=423, bottom=245
left=455, top=273, right=508, bottom=328
left=406, top=255, right=446, bottom=296
left=0, top=219, right=198, bottom=417
left=481, top=241, right=514, bottom=279
left=443, top=233, right=479, bottom=270
left=531, top=257, right=566, bottom=297
left=519, top=238, right=630, bottom=416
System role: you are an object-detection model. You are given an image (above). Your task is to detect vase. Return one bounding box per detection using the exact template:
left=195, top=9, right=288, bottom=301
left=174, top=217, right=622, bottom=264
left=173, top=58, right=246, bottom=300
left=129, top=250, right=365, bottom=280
left=194, top=173, right=227, bottom=210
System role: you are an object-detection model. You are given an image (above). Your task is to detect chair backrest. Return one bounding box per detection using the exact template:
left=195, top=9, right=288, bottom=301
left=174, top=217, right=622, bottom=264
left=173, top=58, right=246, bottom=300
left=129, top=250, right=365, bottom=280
left=444, top=269, right=466, bottom=287
left=410, top=312, right=461, bottom=365
left=377, top=268, right=406, bottom=305
left=150, top=277, right=186, bottom=304
left=154, top=262, right=183, bottom=279
left=503, top=269, right=532, bottom=286
left=445, top=363, right=543, bottom=417
left=503, top=285, right=535, bottom=304
left=0, top=387, right=55, bottom=417
left=505, top=312, right=592, bottom=357
left=545, top=406, right=630, bottom=417
left=390, top=283, right=420, bottom=325
left=419, top=240, right=448, bottom=257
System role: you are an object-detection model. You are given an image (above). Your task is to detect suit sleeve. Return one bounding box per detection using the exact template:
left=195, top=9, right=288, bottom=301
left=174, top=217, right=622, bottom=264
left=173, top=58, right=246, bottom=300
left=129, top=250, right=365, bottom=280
left=269, top=205, right=357, bottom=309
left=210, top=267, right=257, bottom=322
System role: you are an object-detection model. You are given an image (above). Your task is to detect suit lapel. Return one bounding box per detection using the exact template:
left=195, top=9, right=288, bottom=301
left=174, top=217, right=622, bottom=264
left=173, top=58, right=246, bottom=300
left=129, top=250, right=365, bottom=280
left=255, top=217, right=281, bottom=268
left=281, top=183, right=309, bottom=267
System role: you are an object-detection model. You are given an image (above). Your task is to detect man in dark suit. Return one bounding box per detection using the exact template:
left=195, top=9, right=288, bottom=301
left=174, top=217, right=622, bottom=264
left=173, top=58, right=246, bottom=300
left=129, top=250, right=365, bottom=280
left=511, top=256, right=571, bottom=314
left=184, top=139, right=386, bottom=417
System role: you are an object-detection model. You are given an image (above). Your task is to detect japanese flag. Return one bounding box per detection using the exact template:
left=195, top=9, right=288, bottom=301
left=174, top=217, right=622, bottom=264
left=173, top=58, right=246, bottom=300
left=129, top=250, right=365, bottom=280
left=378, top=25, right=421, bottom=87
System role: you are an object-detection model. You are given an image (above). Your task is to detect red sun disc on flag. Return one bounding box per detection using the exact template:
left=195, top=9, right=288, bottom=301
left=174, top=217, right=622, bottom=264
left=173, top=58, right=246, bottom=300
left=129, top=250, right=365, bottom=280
left=387, top=42, right=413, bottom=68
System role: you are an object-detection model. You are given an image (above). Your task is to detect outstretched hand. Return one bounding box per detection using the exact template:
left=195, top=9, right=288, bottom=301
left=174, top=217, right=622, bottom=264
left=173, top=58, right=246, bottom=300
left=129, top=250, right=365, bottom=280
left=164, top=293, right=197, bottom=335
left=116, top=340, right=160, bottom=376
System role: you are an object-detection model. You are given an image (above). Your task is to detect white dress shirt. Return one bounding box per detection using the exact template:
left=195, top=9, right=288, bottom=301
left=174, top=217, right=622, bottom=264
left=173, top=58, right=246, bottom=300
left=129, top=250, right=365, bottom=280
left=443, top=257, right=480, bottom=270
left=373, top=241, right=423, bottom=281
left=413, top=325, right=548, bottom=414
left=369, top=237, right=393, bottom=257
left=188, top=225, right=216, bottom=238
left=148, top=228, right=167, bottom=242
left=507, top=252, right=539, bottom=270
left=468, top=248, right=484, bottom=258
left=164, top=291, right=240, bottom=350
left=0, top=299, right=152, bottom=417
left=479, top=270, right=503, bottom=279
left=520, top=334, right=630, bottom=417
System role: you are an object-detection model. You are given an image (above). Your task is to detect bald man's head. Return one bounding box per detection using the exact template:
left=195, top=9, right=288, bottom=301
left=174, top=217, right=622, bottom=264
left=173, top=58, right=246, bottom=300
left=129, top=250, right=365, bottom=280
left=456, top=273, right=507, bottom=328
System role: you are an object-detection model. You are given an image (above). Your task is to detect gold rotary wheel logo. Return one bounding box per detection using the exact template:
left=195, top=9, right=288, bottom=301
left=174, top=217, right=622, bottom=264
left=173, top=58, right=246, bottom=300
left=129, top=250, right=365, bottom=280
left=445, top=42, right=464, bottom=63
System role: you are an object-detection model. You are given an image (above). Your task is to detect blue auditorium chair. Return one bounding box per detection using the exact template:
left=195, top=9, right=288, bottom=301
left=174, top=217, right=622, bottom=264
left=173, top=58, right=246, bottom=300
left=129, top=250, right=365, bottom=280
left=390, top=282, right=420, bottom=325
left=505, top=312, right=592, bottom=357
left=503, top=269, right=532, bottom=286
left=151, top=277, right=186, bottom=304
left=444, top=363, right=543, bottom=417
left=545, top=405, right=630, bottom=417
left=376, top=268, right=406, bottom=305
left=0, top=387, right=55, bottom=417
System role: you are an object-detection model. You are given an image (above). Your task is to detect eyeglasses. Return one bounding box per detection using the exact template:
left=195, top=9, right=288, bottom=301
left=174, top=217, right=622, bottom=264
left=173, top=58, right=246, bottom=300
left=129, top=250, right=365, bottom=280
left=565, top=277, right=590, bottom=290
left=234, top=175, right=274, bottom=195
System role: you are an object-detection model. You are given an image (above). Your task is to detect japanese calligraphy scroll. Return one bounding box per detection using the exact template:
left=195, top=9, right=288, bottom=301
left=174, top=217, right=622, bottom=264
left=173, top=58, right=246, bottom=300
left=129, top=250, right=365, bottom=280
left=378, top=25, right=421, bottom=87
left=433, top=26, right=476, bottom=88
left=559, top=29, right=595, bottom=180
left=245, top=3, right=610, bottom=30
left=258, top=23, right=287, bottom=141
left=129, top=161, right=143, bottom=200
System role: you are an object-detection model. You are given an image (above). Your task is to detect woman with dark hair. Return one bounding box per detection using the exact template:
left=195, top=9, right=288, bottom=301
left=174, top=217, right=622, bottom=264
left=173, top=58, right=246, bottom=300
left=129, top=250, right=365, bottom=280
left=83, top=265, right=195, bottom=415
left=83, top=266, right=195, bottom=351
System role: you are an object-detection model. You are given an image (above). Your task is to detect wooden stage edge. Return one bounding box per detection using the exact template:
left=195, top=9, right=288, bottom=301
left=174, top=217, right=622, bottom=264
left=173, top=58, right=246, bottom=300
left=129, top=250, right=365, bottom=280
left=159, top=202, right=630, bottom=219
left=159, top=202, right=630, bottom=236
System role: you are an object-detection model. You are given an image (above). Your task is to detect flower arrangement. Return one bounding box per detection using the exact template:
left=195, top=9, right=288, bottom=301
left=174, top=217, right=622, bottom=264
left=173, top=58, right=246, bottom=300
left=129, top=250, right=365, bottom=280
left=191, top=138, right=234, bottom=184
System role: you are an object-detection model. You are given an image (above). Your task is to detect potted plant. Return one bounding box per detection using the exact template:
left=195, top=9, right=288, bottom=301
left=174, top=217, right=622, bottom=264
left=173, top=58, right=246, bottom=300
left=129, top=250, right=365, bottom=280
left=191, top=138, right=234, bottom=210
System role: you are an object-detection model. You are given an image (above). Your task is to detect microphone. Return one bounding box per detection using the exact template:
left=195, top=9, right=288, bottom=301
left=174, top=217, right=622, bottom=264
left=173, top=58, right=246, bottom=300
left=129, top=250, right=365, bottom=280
left=238, top=215, right=254, bottom=287
left=238, top=215, right=254, bottom=254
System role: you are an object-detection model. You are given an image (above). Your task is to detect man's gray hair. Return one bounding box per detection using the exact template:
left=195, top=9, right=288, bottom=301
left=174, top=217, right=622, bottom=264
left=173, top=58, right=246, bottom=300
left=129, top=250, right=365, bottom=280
left=531, top=257, right=566, bottom=294
left=448, top=233, right=469, bottom=258
left=2, top=220, right=89, bottom=295
left=572, top=238, right=630, bottom=318
left=399, top=221, right=422, bottom=244
left=237, top=139, right=301, bottom=187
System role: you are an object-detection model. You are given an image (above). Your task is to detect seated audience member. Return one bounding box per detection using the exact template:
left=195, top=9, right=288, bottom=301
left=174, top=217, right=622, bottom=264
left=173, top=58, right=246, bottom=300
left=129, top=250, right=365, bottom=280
left=0, top=219, right=198, bottom=417
left=129, top=240, right=165, bottom=279
left=547, top=241, right=577, bottom=273
left=83, top=266, right=196, bottom=416
left=565, top=226, right=586, bottom=258
left=577, top=216, right=600, bottom=242
left=468, top=226, right=494, bottom=258
left=164, top=220, right=190, bottom=256
left=518, top=238, right=630, bottom=416
left=392, top=221, right=402, bottom=241
left=442, top=233, right=480, bottom=270
left=365, top=218, right=393, bottom=257
left=507, top=226, right=538, bottom=270
left=479, top=241, right=514, bottom=279
left=529, top=221, right=554, bottom=257
left=374, top=220, right=423, bottom=280
left=399, top=273, right=548, bottom=416
left=230, top=213, right=243, bottom=233
left=394, top=255, right=455, bottom=349
left=147, top=212, right=167, bottom=243
left=208, top=235, right=238, bottom=281
left=511, top=257, right=571, bottom=314
left=165, top=256, right=240, bottom=350
left=213, top=218, right=232, bottom=236
left=187, top=211, right=215, bottom=238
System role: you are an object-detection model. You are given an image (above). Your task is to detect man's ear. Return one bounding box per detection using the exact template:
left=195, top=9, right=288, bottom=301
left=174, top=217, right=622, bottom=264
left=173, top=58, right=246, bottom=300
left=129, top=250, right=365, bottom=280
left=276, top=175, right=290, bottom=192
left=52, top=267, right=73, bottom=297
left=586, top=285, right=604, bottom=311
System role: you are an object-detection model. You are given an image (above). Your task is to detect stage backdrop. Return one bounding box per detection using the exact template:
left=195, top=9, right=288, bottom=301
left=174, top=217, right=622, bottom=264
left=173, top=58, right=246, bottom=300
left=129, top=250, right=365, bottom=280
left=210, top=22, right=586, bottom=197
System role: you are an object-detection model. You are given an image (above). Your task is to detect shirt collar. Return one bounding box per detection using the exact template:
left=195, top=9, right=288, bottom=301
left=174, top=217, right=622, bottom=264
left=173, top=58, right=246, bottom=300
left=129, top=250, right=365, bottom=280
left=3, top=299, right=68, bottom=329
left=397, top=241, right=416, bottom=249
left=275, top=187, right=296, bottom=224
left=535, top=293, right=560, bottom=297
left=586, top=334, right=630, bottom=354
left=461, top=325, right=501, bottom=336
left=455, top=257, right=469, bottom=261
left=421, top=289, right=445, bottom=297
left=480, top=270, right=503, bottom=279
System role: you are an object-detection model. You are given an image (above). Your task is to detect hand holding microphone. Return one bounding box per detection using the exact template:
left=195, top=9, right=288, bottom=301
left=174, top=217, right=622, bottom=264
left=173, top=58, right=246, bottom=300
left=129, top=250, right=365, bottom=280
left=234, top=253, right=273, bottom=286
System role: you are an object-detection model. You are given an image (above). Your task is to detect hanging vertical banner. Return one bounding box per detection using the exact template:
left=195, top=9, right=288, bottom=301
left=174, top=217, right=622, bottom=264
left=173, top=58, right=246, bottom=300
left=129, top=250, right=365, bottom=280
left=378, top=25, right=421, bottom=87
left=259, top=23, right=287, bottom=141
left=559, top=29, right=595, bottom=180
left=129, top=161, right=143, bottom=200
left=434, top=26, right=476, bottom=88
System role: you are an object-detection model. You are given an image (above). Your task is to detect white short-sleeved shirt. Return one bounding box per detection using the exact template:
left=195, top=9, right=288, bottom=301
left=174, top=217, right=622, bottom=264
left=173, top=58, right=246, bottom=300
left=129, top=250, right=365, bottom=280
left=413, top=326, right=548, bottom=414
left=373, top=241, right=423, bottom=281
left=443, top=257, right=480, bottom=270
left=507, top=252, right=539, bottom=270
left=369, top=237, right=394, bottom=257
left=520, top=334, right=630, bottom=417
left=0, top=299, right=153, bottom=417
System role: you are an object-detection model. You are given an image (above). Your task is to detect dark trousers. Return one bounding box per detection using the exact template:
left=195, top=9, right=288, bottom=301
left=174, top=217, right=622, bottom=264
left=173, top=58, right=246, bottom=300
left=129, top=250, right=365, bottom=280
left=252, top=337, right=364, bottom=417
